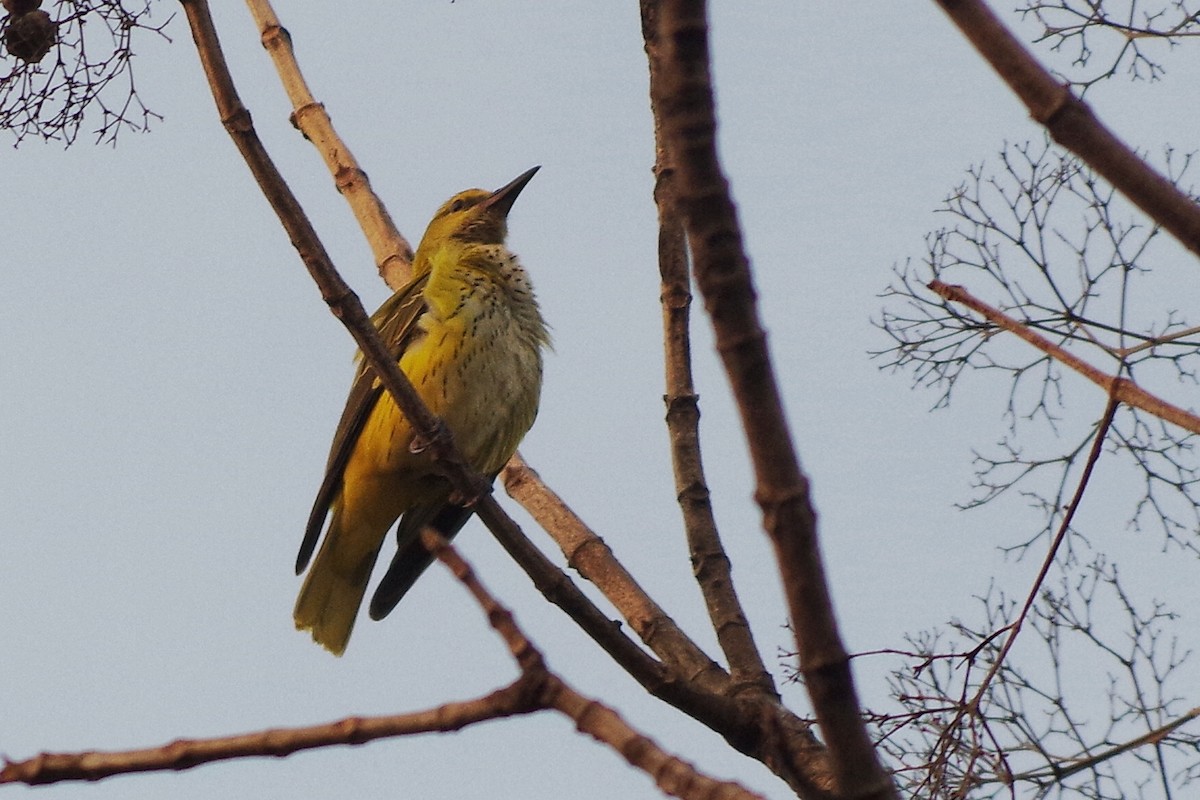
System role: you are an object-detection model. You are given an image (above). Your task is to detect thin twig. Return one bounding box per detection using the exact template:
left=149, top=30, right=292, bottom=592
left=949, top=394, right=1120, bottom=797
left=931, top=281, right=1200, bottom=435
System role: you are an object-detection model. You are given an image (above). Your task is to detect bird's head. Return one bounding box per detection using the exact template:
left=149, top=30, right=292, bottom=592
left=415, top=167, right=540, bottom=258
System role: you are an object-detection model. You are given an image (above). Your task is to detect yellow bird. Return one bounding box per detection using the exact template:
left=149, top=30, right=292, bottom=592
left=294, top=168, right=549, bottom=655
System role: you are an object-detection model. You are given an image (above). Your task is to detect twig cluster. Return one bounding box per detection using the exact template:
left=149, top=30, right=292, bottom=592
left=871, top=2, right=1200, bottom=796
left=0, top=0, right=170, bottom=145
left=1017, top=0, right=1200, bottom=90
left=870, top=554, right=1198, bottom=799
left=878, top=138, right=1200, bottom=553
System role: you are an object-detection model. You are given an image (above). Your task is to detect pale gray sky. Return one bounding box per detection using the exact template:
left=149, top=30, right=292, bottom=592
left=4, top=3, right=1199, bottom=798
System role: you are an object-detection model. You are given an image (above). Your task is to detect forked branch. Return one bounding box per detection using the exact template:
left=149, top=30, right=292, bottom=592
left=931, top=280, right=1200, bottom=435
left=648, top=1, right=897, bottom=798
left=933, top=0, right=1200, bottom=258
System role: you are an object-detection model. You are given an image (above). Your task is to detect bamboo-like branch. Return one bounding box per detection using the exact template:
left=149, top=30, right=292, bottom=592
left=649, top=3, right=898, bottom=799
left=243, top=0, right=414, bottom=289
left=933, top=0, right=1200, bottom=259
left=501, top=454, right=728, bottom=693
left=180, top=0, right=486, bottom=505
left=640, top=0, right=776, bottom=701
left=499, top=456, right=838, bottom=798
left=931, top=281, right=1200, bottom=435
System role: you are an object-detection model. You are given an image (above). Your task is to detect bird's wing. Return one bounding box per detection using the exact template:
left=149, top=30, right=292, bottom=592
left=295, top=273, right=431, bottom=574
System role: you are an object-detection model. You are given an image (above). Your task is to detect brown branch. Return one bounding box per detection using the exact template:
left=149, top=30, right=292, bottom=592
left=640, top=0, right=776, bottom=702
left=648, top=3, right=896, bottom=799
left=421, top=531, right=769, bottom=800
left=934, top=0, right=1200, bottom=259
left=544, top=676, right=766, bottom=800
left=180, top=0, right=486, bottom=503
left=0, top=683, right=540, bottom=786
left=501, top=454, right=728, bottom=693
left=499, top=456, right=837, bottom=799
left=243, top=0, right=414, bottom=289
left=931, top=280, right=1200, bottom=435
left=947, top=394, right=1120, bottom=796
left=1008, top=705, right=1200, bottom=783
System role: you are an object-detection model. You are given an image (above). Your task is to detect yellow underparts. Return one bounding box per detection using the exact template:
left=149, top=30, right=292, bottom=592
left=294, top=244, right=546, bottom=655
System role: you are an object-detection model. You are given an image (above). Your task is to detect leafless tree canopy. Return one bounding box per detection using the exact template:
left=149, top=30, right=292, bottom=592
left=1, top=0, right=169, bottom=145
left=874, top=2, right=1200, bottom=797
left=1018, top=0, right=1200, bottom=89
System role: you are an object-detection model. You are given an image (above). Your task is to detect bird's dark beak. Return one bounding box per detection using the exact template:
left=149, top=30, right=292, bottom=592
left=484, top=166, right=540, bottom=217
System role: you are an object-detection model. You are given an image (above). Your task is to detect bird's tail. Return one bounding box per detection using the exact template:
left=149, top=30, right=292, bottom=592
left=293, top=510, right=385, bottom=656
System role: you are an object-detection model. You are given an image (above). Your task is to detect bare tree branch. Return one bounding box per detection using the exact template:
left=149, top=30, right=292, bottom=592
left=243, top=0, right=413, bottom=289
left=640, top=0, right=776, bottom=702
left=1018, top=0, right=1200, bottom=90
left=1, top=0, right=170, bottom=144
left=931, top=280, right=1200, bottom=435
left=498, top=455, right=838, bottom=799
left=945, top=394, right=1118, bottom=797
left=3, top=534, right=769, bottom=800
left=501, top=454, right=728, bottom=692
left=648, top=2, right=896, bottom=798
left=934, top=0, right=1200, bottom=259
left=421, top=531, right=770, bottom=800
left=0, top=682, right=541, bottom=786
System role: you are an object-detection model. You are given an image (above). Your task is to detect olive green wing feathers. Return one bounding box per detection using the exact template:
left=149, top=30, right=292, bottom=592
left=295, top=274, right=431, bottom=574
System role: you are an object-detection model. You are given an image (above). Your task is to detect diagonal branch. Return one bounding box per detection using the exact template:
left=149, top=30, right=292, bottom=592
left=180, top=0, right=487, bottom=508
left=500, top=454, right=729, bottom=693
left=1007, top=705, right=1200, bottom=784
left=950, top=394, right=1119, bottom=797
left=243, top=0, right=414, bottom=289
left=933, top=0, right=1200, bottom=259
left=500, top=456, right=837, bottom=799
left=931, top=280, right=1200, bottom=435
left=640, top=0, right=777, bottom=702
left=648, top=2, right=897, bottom=798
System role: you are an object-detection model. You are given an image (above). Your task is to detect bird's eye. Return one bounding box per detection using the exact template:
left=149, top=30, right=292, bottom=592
left=450, top=199, right=467, bottom=212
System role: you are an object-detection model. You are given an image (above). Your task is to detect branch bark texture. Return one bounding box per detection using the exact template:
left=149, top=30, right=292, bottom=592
left=245, top=0, right=414, bottom=289
left=646, top=2, right=898, bottom=798
left=641, top=0, right=777, bottom=703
